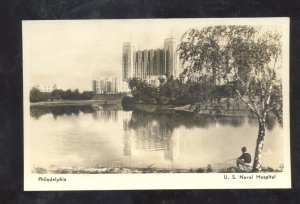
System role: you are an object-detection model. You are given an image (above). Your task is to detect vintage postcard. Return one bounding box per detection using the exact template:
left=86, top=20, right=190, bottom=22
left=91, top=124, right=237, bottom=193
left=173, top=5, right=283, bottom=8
left=23, top=18, right=290, bottom=190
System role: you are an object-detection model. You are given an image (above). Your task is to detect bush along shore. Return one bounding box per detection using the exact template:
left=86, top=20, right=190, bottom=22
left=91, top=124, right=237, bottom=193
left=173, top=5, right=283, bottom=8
left=33, top=165, right=283, bottom=174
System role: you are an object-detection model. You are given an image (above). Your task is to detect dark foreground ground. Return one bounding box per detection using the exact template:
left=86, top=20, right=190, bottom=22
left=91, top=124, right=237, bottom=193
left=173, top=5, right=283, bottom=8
left=32, top=165, right=282, bottom=174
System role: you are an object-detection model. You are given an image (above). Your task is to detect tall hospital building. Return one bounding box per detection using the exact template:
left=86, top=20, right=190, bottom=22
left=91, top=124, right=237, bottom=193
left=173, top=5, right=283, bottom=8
left=122, top=38, right=181, bottom=85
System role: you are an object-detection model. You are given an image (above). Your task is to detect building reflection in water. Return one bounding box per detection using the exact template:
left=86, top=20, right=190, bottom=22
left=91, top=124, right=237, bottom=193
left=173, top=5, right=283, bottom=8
left=92, top=110, right=118, bottom=122
left=91, top=104, right=123, bottom=122
left=164, top=130, right=179, bottom=161
left=122, top=111, right=180, bottom=163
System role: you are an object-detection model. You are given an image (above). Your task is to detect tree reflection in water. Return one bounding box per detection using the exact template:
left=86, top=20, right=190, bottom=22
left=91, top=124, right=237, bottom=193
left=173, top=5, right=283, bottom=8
left=247, top=116, right=280, bottom=131
left=31, top=105, right=278, bottom=131
left=30, top=104, right=123, bottom=120
left=126, top=110, right=251, bottom=132
left=30, top=105, right=93, bottom=119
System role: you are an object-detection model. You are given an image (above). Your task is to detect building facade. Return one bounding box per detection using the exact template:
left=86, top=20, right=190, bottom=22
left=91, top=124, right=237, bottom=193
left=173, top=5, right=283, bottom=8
left=122, top=42, right=136, bottom=81
left=122, top=38, right=181, bottom=83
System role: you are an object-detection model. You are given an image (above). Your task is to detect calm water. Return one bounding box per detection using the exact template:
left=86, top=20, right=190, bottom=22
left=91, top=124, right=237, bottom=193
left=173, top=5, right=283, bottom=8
left=30, top=105, right=283, bottom=170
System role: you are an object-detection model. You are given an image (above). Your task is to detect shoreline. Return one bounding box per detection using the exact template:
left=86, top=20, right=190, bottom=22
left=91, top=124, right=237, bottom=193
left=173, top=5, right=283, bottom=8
left=30, top=100, right=252, bottom=117
left=33, top=165, right=282, bottom=174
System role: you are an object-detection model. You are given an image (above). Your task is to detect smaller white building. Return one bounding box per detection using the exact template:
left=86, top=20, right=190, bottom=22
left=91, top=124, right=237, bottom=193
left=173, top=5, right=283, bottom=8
left=93, top=77, right=123, bottom=94
left=34, top=84, right=62, bottom=92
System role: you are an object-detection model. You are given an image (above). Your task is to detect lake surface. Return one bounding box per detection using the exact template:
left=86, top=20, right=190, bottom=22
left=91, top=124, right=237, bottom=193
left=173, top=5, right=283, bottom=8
left=30, top=105, right=283, bottom=171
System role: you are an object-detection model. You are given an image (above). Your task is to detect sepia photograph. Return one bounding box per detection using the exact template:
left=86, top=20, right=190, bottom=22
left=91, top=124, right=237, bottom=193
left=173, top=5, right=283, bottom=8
left=23, top=18, right=290, bottom=190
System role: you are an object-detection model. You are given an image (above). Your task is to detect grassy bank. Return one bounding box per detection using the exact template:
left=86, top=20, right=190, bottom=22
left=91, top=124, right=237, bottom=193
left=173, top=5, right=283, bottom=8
left=33, top=165, right=282, bottom=174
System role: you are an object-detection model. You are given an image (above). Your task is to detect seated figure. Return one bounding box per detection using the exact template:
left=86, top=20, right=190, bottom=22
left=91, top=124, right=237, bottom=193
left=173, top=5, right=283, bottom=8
left=236, top=146, right=252, bottom=172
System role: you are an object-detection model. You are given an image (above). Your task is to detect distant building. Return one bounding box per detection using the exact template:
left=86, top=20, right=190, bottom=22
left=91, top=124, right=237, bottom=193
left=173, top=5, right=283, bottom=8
left=34, top=84, right=62, bottom=92
left=122, top=38, right=182, bottom=85
left=92, top=77, right=123, bottom=94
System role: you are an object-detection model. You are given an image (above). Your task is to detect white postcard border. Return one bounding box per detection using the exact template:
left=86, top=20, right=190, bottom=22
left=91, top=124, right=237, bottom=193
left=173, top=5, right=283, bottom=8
left=23, top=17, right=291, bottom=191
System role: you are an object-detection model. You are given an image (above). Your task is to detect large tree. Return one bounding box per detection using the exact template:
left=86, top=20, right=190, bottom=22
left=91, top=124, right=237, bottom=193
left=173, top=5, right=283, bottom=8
left=178, top=25, right=283, bottom=172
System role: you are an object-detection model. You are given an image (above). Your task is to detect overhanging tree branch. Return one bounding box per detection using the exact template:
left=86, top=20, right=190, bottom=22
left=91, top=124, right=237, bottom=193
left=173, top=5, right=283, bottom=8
left=235, top=89, right=259, bottom=117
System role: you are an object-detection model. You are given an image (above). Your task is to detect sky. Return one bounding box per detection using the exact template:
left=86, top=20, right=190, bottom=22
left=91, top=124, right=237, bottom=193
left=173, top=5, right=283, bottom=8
left=22, top=18, right=287, bottom=91
left=23, top=19, right=201, bottom=91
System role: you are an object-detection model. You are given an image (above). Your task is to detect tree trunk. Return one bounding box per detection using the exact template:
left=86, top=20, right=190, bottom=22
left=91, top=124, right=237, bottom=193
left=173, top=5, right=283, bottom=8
left=252, top=120, right=265, bottom=172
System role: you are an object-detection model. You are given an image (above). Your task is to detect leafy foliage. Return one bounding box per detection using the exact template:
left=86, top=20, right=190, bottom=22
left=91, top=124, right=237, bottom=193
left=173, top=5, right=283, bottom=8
left=128, top=77, right=200, bottom=105
left=178, top=25, right=283, bottom=123
left=128, top=78, right=158, bottom=104
left=128, top=76, right=236, bottom=111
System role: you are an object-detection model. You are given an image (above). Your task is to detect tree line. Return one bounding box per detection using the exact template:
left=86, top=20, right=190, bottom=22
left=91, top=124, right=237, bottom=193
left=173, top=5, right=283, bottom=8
left=30, top=87, right=95, bottom=102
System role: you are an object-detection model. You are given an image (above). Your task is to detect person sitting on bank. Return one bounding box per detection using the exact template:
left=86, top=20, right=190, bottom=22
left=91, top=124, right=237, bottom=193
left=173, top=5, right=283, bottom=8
left=236, top=146, right=252, bottom=171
